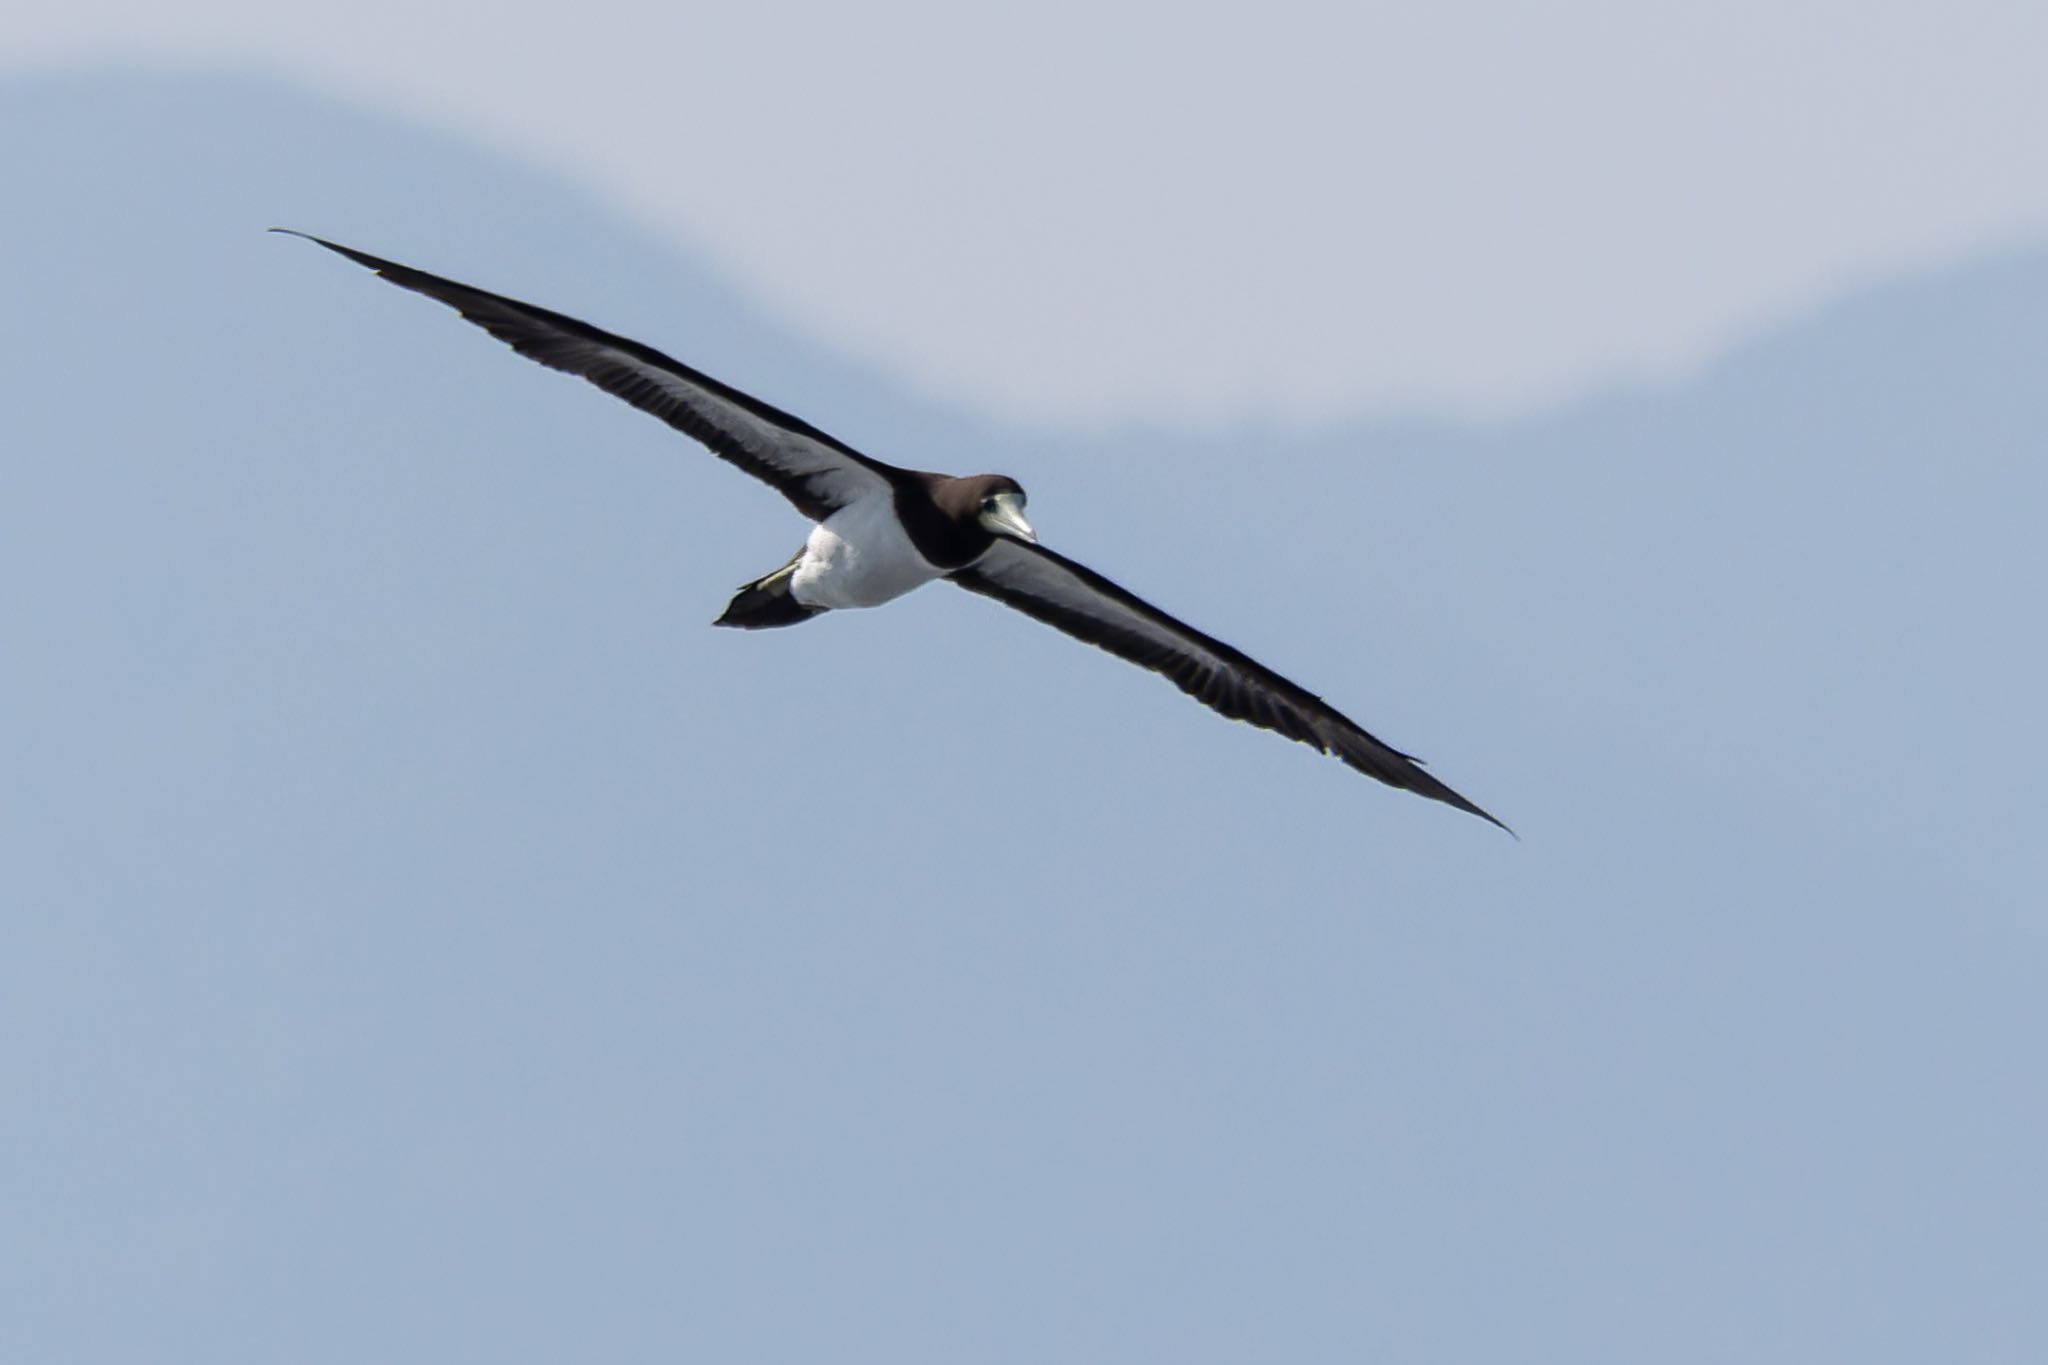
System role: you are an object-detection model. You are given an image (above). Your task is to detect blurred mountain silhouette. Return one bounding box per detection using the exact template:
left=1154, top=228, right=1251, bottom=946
left=3, top=68, right=2042, bottom=1365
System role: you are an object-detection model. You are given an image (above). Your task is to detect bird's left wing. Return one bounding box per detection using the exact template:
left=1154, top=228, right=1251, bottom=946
left=277, top=231, right=897, bottom=520
left=952, top=538, right=1507, bottom=830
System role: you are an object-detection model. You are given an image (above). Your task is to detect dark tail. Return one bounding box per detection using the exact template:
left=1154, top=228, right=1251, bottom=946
left=714, top=551, right=825, bottom=630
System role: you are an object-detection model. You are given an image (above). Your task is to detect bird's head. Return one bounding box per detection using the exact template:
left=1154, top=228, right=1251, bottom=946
left=967, top=474, right=1035, bottom=543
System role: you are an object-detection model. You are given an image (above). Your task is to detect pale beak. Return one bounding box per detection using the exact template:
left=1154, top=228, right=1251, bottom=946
left=984, top=494, right=1037, bottom=543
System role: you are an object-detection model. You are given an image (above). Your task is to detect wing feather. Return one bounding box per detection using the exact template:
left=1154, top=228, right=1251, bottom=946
left=953, top=539, right=1508, bottom=830
left=279, top=231, right=896, bottom=519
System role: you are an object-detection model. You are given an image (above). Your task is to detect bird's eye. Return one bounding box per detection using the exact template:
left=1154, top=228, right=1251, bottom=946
left=982, top=498, right=997, bottom=511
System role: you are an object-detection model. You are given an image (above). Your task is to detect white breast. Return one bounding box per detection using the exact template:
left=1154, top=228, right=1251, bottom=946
left=789, top=494, right=945, bottom=610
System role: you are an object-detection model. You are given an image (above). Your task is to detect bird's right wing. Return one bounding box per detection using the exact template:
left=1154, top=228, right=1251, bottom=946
left=279, top=231, right=898, bottom=520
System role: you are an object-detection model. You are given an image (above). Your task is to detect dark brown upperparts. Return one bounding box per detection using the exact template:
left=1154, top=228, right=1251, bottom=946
left=894, top=472, right=1026, bottom=569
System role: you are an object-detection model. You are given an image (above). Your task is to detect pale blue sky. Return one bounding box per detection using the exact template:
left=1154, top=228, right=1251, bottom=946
left=6, top=2, right=2048, bottom=422
left=2, top=65, right=2043, bottom=1365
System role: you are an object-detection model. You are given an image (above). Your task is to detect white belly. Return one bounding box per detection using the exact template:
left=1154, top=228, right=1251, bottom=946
left=789, top=496, right=943, bottom=610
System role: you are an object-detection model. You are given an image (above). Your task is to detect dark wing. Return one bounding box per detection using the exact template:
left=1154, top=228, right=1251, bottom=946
left=277, top=230, right=897, bottom=520
left=953, top=539, right=1509, bottom=831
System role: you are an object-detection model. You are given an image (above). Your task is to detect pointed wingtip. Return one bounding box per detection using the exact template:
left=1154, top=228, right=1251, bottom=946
left=268, top=228, right=396, bottom=274
left=1449, top=792, right=1517, bottom=838
left=1404, top=763, right=1516, bottom=837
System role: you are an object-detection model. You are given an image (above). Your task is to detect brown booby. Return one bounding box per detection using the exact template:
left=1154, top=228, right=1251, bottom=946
left=278, top=231, right=1506, bottom=831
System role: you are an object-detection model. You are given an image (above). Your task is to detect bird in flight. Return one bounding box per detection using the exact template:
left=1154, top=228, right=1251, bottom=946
left=278, top=230, right=1506, bottom=831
